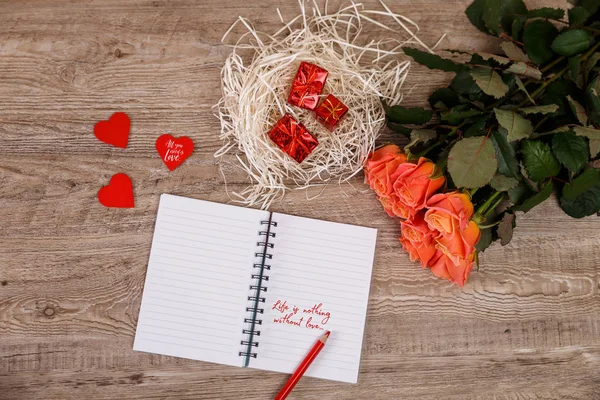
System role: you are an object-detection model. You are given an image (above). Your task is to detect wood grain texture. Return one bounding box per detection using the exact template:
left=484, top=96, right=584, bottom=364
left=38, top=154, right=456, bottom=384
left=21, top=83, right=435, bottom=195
left=0, top=0, right=599, bottom=399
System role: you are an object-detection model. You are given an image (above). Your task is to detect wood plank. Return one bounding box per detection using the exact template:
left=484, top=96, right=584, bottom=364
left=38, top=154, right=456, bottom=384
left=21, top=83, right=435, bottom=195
left=0, top=0, right=599, bottom=399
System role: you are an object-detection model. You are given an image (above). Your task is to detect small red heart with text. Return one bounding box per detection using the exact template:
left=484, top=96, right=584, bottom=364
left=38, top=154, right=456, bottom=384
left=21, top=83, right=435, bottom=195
left=98, top=173, right=135, bottom=208
left=156, top=134, right=194, bottom=171
left=94, top=112, right=130, bottom=148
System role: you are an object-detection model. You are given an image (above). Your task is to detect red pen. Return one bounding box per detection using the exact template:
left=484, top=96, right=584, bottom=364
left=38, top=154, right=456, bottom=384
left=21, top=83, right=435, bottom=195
left=275, top=331, right=330, bottom=400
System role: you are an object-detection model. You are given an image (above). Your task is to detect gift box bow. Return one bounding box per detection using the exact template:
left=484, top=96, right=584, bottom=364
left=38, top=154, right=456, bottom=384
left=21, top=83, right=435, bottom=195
left=270, top=114, right=318, bottom=163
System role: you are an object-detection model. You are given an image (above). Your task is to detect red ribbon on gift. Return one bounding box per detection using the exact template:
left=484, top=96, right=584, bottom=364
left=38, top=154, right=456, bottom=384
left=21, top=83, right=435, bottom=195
left=293, top=62, right=328, bottom=94
left=288, top=62, right=328, bottom=110
left=269, top=114, right=319, bottom=163
left=315, top=94, right=348, bottom=130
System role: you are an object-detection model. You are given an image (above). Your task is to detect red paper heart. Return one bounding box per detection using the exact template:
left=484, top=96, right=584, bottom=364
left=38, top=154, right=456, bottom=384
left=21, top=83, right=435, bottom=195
left=155, top=134, right=194, bottom=171
left=94, top=112, right=131, bottom=148
left=98, top=173, right=135, bottom=208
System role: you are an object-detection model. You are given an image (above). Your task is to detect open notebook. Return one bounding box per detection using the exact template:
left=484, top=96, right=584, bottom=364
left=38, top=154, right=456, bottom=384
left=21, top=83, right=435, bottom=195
left=133, top=194, right=377, bottom=383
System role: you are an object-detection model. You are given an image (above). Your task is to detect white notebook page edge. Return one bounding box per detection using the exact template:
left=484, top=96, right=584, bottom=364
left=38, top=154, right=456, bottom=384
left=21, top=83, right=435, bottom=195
left=251, top=212, right=378, bottom=383
left=133, top=194, right=269, bottom=367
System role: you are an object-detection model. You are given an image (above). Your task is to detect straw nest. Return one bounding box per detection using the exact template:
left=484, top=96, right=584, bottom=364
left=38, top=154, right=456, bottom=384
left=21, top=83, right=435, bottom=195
left=215, top=1, right=442, bottom=209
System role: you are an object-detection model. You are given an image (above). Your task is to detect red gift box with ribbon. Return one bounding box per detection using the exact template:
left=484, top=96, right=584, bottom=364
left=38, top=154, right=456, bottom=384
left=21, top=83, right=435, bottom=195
left=269, top=114, right=319, bottom=163
left=315, top=94, right=348, bottom=130
left=288, top=61, right=328, bottom=110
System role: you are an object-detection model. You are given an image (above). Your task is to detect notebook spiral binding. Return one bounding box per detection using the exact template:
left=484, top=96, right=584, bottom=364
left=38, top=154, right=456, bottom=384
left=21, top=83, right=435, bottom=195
left=239, top=216, right=277, bottom=363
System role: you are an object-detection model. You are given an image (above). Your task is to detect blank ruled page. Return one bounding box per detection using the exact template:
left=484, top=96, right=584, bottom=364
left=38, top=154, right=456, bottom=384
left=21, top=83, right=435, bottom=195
left=133, top=194, right=269, bottom=367
left=252, top=213, right=377, bottom=383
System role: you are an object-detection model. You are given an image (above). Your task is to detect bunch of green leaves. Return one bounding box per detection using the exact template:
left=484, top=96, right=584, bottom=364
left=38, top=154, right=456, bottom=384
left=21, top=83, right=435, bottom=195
left=386, top=0, right=600, bottom=252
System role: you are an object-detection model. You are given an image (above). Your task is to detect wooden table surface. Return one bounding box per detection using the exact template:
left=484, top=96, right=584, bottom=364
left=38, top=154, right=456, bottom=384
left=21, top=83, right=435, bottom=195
left=1, top=0, right=599, bottom=399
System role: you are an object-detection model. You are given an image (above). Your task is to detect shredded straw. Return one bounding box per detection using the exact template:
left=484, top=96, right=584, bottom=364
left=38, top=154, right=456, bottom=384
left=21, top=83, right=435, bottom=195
left=215, top=0, right=443, bottom=209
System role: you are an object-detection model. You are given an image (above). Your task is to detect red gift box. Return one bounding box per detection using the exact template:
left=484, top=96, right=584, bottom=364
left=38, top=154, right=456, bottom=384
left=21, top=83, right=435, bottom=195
left=315, top=94, right=348, bottom=130
left=288, top=61, right=328, bottom=110
left=269, top=114, right=319, bottom=163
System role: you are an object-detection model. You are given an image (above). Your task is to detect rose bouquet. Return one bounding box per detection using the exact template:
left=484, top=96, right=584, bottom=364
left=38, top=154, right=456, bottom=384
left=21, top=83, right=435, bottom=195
left=365, top=145, right=481, bottom=286
left=366, top=0, right=600, bottom=286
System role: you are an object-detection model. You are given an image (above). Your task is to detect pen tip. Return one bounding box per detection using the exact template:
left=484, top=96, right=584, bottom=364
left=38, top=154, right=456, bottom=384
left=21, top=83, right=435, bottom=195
left=324, top=331, right=330, bottom=337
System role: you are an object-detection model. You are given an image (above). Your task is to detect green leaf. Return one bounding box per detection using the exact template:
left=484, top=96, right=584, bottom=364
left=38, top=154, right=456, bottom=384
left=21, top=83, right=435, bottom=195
left=441, top=109, right=483, bottom=125
left=552, top=131, right=589, bottom=172
left=476, top=52, right=512, bottom=66
left=492, top=130, right=521, bottom=178
left=560, top=168, right=600, bottom=217
left=500, top=42, right=530, bottom=62
left=405, top=129, right=438, bottom=153
left=387, top=121, right=412, bottom=136
left=515, top=75, right=536, bottom=105
left=527, top=7, right=565, bottom=19
left=482, top=0, right=528, bottom=35
left=518, top=104, right=559, bottom=115
left=568, top=55, right=584, bottom=88
left=569, top=7, right=590, bottom=26
left=448, top=136, right=498, bottom=188
left=584, top=53, right=600, bottom=80
left=505, top=62, right=543, bottom=80
left=466, top=0, right=493, bottom=34
left=574, top=125, right=600, bottom=139
left=523, top=19, right=559, bottom=65
left=497, top=212, right=516, bottom=246
left=476, top=228, right=494, bottom=252
left=575, top=0, right=600, bottom=15
left=451, top=70, right=485, bottom=97
left=508, top=181, right=533, bottom=205
left=490, top=174, right=520, bottom=191
left=470, top=67, right=510, bottom=99
left=464, top=115, right=490, bottom=137
left=563, top=168, right=600, bottom=199
left=429, top=88, right=461, bottom=110
left=585, top=74, right=600, bottom=123
left=590, top=140, right=600, bottom=158
left=566, top=96, right=588, bottom=125
left=386, top=106, right=433, bottom=125
left=494, top=108, right=533, bottom=141
left=514, top=180, right=554, bottom=212
left=512, top=16, right=526, bottom=41
left=521, top=140, right=562, bottom=181
left=551, top=29, right=592, bottom=56
left=402, top=47, right=466, bottom=73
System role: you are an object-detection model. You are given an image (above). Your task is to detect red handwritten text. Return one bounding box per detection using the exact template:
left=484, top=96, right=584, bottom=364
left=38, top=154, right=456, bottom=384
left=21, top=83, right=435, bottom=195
left=302, top=302, right=331, bottom=324
left=270, top=299, right=331, bottom=331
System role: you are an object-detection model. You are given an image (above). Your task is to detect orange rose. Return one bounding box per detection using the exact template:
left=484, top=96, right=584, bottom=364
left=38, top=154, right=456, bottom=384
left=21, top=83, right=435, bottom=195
left=429, top=221, right=481, bottom=286
left=390, top=157, right=445, bottom=214
left=429, top=251, right=475, bottom=287
left=364, top=144, right=407, bottom=198
left=379, top=195, right=411, bottom=219
left=425, top=192, right=474, bottom=236
left=399, top=212, right=437, bottom=267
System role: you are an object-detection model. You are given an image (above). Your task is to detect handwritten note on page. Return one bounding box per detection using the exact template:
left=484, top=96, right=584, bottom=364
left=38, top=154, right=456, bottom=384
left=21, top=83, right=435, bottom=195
left=252, top=212, right=377, bottom=383
left=133, top=194, right=269, bottom=367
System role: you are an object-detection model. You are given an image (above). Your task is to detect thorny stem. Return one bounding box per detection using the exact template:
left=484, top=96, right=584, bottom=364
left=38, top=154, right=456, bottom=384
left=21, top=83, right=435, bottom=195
left=478, top=220, right=501, bottom=229
left=483, top=194, right=506, bottom=218
left=517, top=69, right=568, bottom=107
left=541, top=56, right=565, bottom=73
left=416, top=41, right=600, bottom=160
left=476, top=191, right=503, bottom=217
left=533, top=115, right=550, bottom=131
left=519, top=41, right=600, bottom=107
left=487, top=39, right=600, bottom=110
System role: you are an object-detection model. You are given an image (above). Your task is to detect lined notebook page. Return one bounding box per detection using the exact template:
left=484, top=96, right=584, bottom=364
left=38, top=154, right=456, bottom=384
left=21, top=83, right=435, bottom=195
left=252, top=213, right=377, bottom=383
left=133, top=194, right=269, bottom=367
